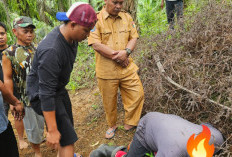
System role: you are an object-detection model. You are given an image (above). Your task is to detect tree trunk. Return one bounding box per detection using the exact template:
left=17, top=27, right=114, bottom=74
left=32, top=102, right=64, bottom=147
left=58, top=0, right=69, bottom=12
left=123, top=0, right=139, bottom=31
left=123, top=0, right=138, bottom=22
left=88, top=0, right=92, bottom=5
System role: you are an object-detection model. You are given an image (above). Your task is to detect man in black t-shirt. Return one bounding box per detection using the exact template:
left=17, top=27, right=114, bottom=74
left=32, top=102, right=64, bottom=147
left=27, top=2, right=97, bottom=157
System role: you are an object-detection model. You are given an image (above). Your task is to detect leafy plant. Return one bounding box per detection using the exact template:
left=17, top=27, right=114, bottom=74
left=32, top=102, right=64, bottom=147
left=137, top=0, right=167, bottom=35
left=66, top=41, right=96, bottom=90
left=146, top=152, right=154, bottom=157
left=91, top=104, right=99, bottom=110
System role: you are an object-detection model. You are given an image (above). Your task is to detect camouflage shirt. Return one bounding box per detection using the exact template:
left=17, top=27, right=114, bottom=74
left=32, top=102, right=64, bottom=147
left=3, top=44, right=36, bottom=107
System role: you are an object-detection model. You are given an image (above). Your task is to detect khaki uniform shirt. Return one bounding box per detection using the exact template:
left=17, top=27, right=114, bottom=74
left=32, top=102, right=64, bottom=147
left=88, top=7, right=139, bottom=79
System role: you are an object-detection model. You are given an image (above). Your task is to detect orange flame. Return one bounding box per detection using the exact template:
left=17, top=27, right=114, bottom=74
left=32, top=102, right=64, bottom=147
left=187, top=125, right=215, bottom=157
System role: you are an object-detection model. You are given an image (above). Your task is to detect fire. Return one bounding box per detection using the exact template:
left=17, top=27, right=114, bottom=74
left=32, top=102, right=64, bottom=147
left=187, top=125, right=215, bottom=157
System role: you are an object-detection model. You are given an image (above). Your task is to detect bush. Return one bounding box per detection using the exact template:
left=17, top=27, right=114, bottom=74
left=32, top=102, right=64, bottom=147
left=136, top=1, right=232, bottom=155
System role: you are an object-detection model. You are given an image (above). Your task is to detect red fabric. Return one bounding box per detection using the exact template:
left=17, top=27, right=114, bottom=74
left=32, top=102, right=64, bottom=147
left=115, top=151, right=127, bottom=157
left=69, top=4, right=97, bottom=28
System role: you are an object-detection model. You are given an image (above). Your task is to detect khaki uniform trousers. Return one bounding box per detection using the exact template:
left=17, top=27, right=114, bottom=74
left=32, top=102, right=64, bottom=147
left=97, top=72, right=144, bottom=127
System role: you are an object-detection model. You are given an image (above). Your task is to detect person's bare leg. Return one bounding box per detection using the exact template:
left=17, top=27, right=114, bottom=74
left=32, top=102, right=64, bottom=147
left=58, top=144, right=76, bottom=157
left=15, top=119, right=28, bottom=149
left=124, top=124, right=135, bottom=131
left=31, top=143, right=42, bottom=157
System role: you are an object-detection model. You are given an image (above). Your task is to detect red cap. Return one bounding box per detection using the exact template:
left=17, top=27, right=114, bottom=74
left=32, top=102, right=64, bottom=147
left=56, top=2, right=97, bottom=28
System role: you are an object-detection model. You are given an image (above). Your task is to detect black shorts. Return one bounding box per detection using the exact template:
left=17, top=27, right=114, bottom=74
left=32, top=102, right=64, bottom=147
left=0, top=122, right=19, bottom=157
left=55, top=90, right=78, bottom=146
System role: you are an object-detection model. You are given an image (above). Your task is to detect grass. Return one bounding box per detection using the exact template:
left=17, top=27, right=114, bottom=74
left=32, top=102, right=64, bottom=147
left=66, top=40, right=96, bottom=90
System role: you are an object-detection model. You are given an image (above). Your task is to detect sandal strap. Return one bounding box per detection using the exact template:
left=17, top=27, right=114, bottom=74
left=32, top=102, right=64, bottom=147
left=106, top=128, right=116, bottom=135
left=74, top=153, right=82, bottom=157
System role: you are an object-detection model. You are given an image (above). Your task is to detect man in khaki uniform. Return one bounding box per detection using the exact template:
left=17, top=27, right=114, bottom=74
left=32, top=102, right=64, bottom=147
left=88, top=0, right=144, bottom=139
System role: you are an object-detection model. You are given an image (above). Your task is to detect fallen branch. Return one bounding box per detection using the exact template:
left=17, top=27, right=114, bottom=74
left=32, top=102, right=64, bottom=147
left=154, top=54, right=231, bottom=111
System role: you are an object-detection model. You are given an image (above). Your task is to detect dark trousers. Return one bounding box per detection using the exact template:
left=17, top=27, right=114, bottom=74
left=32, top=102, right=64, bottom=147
left=126, top=136, right=151, bottom=157
left=166, top=0, right=183, bottom=29
left=0, top=122, right=19, bottom=157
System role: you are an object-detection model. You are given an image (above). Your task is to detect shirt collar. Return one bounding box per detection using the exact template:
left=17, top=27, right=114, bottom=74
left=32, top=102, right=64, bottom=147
left=15, top=43, right=34, bottom=50
left=102, top=6, right=123, bottom=20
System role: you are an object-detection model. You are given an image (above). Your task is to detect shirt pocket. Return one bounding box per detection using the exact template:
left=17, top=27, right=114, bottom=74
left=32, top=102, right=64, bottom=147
left=101, top=29, right=112, bottom=45
left=119, top=28, right=131, bottom=43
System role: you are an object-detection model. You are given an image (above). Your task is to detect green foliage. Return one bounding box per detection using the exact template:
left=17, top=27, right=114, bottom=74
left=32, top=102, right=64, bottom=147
left=0, top=2, right=7, bottom=22
left=138, top=0, right=168, bottom=35
left=146, top=152, right=154, bottom=157
left=91, top=104, right=99, bottom=110
left=6, top=0, right=39, bottom=19
left=66, top=41, right=96, bottom=90
left=137, top=0, right=206, bottom=36
left=93, top=0, right=105, bottom=11
left=0, top=1, right=14, bottom=44
left=33, top=19, right=58, bottom=43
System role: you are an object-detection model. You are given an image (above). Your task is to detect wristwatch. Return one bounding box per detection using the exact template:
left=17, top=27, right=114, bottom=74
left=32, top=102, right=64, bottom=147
left=125, top=48, right=132, bottom=56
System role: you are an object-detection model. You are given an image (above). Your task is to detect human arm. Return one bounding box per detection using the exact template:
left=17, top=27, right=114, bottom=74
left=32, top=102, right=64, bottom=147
left=112, top=15, right=139, bottom=66
left=88, top=20, right=119, bottom=60
left=43, top=111, right=61, bottom=149
left=0, top=80, right=24, bottom=120
left=37, top=48, right=61, bottom=148
left=112, top=38, right=137, bottom=62
left=92, top=43, right=119, bottom=59
left=2, top=55, right=13, bottom=95
left=0, top=80, right=21, bottom=107
left=2, top=54, right=24, bottom=119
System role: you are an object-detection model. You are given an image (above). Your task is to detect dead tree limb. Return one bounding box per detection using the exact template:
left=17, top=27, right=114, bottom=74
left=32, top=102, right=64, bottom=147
left=154, top=54, right=231, bottom=111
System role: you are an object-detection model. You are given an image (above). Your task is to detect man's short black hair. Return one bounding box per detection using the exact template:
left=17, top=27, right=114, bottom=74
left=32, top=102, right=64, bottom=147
left=64, top=20, right=71, bottom=25
left=0, top=22, right=7, bottom=32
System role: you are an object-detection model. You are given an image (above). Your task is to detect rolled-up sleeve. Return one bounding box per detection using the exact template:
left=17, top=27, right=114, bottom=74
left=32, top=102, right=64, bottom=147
left=38, top=48, right=61, bottom=111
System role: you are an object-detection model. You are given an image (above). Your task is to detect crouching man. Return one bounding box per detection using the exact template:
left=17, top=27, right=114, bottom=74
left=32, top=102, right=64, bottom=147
left=90, top=112, right=224, bottom=157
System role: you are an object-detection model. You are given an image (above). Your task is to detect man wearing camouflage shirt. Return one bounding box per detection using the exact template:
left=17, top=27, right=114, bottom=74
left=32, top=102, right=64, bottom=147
left=2, top=16, right=44, bottom=157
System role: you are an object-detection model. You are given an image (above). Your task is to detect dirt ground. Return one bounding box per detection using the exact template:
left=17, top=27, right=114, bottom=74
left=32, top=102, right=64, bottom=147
left=9, top=86, right=135, bottom=157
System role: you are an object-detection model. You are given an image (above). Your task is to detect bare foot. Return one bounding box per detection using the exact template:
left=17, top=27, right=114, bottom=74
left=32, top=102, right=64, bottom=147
left=35, top=152, right=42, bottom=157
left=19, top=139, right=28, bottom=149
left=124, top=124, right=135, bottom=131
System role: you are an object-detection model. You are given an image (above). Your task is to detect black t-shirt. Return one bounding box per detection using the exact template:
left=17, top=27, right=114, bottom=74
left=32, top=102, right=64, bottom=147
left=27, top=26, right=78, bottom=114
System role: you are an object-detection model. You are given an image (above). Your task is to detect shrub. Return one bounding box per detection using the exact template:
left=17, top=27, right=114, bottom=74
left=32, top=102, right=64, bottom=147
left=136, top=1, right=232, bottom=155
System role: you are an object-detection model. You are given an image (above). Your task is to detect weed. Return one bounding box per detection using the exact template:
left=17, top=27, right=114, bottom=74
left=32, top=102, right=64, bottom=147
left=91, top=104, right=99, bottom=110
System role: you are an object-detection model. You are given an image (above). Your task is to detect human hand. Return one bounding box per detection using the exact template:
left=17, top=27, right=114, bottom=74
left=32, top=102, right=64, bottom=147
left=112, top=50, right=128, bottom=63
left=10, top=104, right=25, bottom=120
left=46, top=129, right=61, bottom=150
left=119, top=58, right=129, bottom=68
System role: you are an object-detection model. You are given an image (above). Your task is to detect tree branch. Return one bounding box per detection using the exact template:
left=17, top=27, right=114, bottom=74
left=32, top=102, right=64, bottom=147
left=154, top=54, right=231, bottom=111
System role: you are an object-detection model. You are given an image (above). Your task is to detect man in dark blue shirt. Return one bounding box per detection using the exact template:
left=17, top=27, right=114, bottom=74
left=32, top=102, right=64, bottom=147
left=27, top=2, right=97, bottom=157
